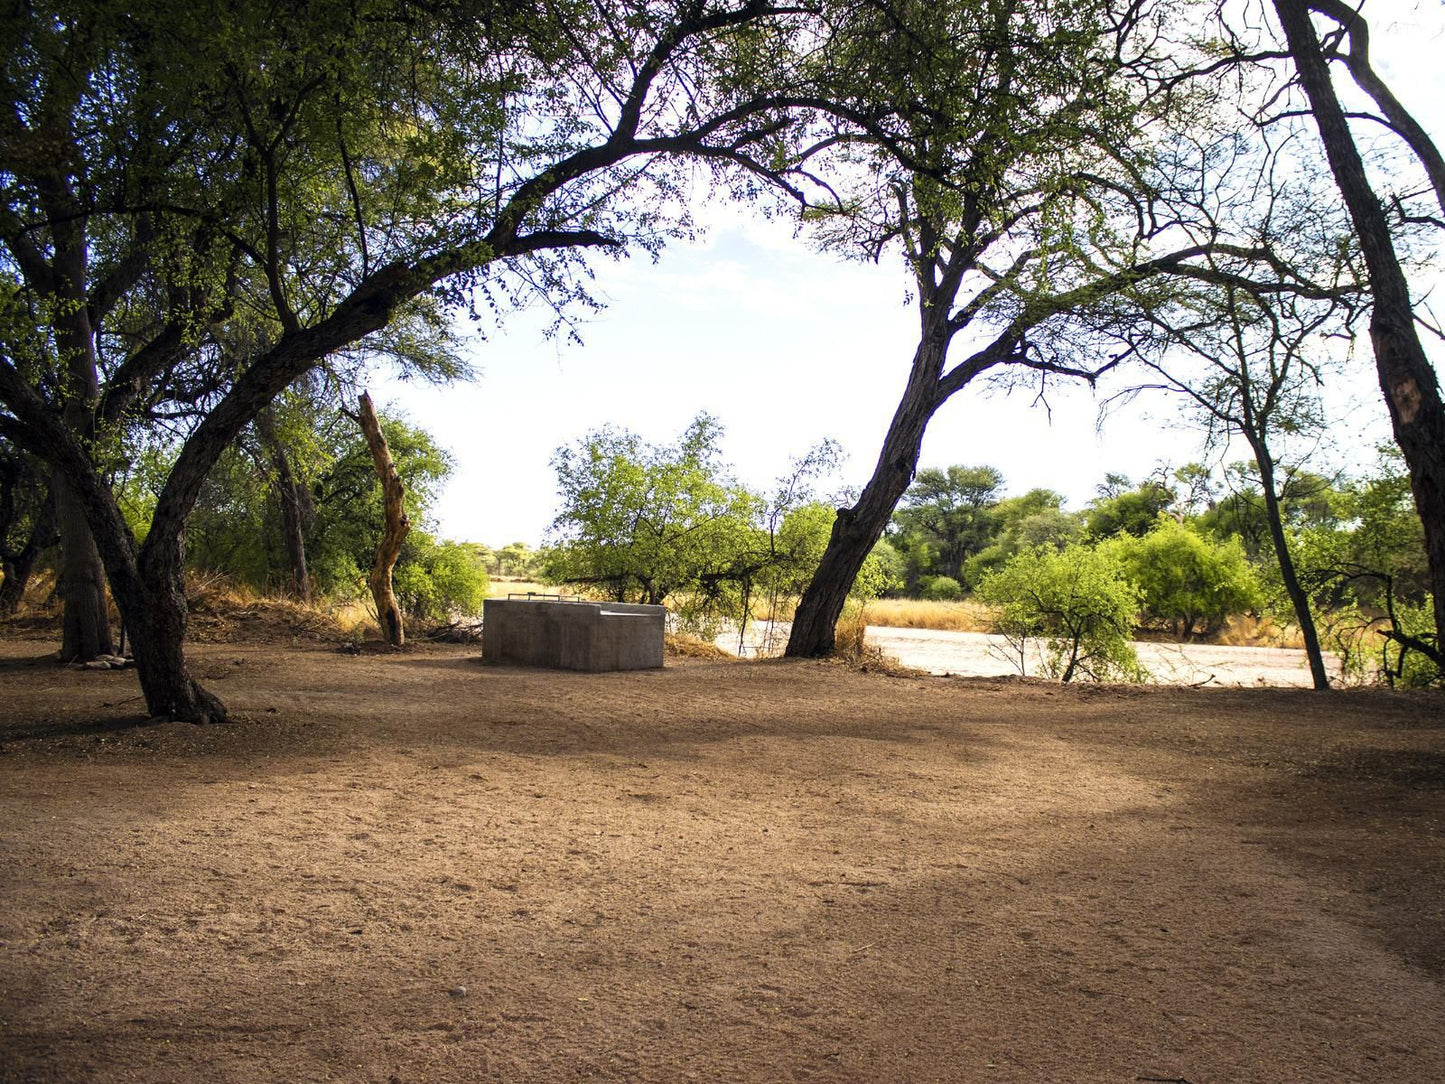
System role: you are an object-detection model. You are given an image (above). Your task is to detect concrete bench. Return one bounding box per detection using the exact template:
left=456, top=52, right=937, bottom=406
left=481, top=598, right=665, bottom=671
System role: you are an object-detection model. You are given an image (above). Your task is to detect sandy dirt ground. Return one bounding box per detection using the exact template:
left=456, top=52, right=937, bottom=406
left=724, top=623, right=1336, bottom=687
left=0, top=634, right=1441, bottom=1083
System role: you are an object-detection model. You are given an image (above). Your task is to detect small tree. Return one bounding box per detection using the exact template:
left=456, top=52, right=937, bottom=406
left=892, top=466, right=1005, bottom=583
left=544, top=414, right=752, bottom=606
left=979, top=543, right=1145, bottom=684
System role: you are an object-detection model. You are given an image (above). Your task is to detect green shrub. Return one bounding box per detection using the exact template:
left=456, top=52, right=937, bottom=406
left=919, top=574, right=964, bottom=601
left=1109, top=517, right=1262, bottom=638
left=393, top=534, right=490, bottom=621
left=978, top=542, right=1145, bottom=683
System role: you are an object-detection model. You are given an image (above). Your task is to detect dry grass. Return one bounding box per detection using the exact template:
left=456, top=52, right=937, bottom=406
left=0, top=570, right=62, bottom=632
left=864, top=596, right=998, bottom=633
left=832, top=602, right=869, bottom=657
left=831, top=602, right=925, bottom=676
left=665, top=632, right=733, bottom=659
left=184, top=574, right=360, bottom=643
left=1215, top=612, right=1304, bottom=648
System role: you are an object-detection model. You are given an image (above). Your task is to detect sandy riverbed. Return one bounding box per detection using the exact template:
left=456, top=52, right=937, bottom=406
left=722, top=622, right=1334, bottom=687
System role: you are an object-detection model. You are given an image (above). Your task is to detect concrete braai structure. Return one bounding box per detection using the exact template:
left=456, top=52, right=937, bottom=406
left=481, top=598, right=665, bottom=672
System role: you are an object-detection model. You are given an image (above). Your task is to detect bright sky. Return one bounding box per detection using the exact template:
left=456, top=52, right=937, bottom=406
left=375, top=4, right=1441, bottom=548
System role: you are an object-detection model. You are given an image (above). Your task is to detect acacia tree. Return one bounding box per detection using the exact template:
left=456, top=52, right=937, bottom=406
left=544, top=414, right=758, bottom=606
left=784, top=0, right=1329, bottom=657
left=1131, top=275, right=1350, bottom=687
left=1268, top=0, right=1445, bottom=664
left=892, top=465, right=1004, bottom=583
left=0, top=0, right=842, bottom=721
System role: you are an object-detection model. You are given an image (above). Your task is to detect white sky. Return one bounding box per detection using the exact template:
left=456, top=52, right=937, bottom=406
left=374, top=3, right=1442, bottom=548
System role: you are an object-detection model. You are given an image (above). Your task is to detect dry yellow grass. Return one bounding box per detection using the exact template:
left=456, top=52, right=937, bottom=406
left=183, top=574, right=368, bottom=641
left=1214, top=613, right=1304, bottom=648
left=863, top=597, right=998, bottom=633
left=665, top=632, right=733, bottom=659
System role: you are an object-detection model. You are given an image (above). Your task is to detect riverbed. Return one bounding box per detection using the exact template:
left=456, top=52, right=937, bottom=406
left=720, top=622, right=1333, bottom=687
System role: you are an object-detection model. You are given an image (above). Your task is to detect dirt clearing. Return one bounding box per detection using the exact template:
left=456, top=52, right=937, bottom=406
left=0, top=637, right=1441, bottom=1082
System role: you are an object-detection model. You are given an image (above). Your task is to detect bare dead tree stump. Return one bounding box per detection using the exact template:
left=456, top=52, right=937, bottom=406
left=357, top=391, right=409, bottom=648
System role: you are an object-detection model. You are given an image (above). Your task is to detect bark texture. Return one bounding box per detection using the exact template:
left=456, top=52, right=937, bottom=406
left=256, top=410, right=312, bottom=602
left=54, top=472, right=113, bottom=660
left=1274, top=0, right=1445, bottom=662
left=787, top=336, right=951, bottom=658
left=130, top=545, right=228, bottom=724
left=51, top=204, right=114, bottom=661
left=357, top=392, right=410, bottom=648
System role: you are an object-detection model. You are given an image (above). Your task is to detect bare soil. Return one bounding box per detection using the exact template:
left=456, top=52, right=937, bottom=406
left=0, top=633, right=1442, bottom=1083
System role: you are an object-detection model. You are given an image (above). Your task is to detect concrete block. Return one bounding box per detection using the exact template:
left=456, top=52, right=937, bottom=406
left=482, top=599, right=665, bottom=671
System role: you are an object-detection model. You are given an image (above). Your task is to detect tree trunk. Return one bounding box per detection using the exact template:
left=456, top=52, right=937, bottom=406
left=787, top=336, right=948, bottom=657
left=130, top=545, right=227, bottom=723
left=276, top=460, right=311, bottom=602
left=256, top=410, right=311, bottom=602
left=1275, top=0, right=1445, bottom=664
left=51, top=219, right=114, bottom=661
left=0, top=487, right=58, bottom=615
left=357, top=392, right=409, bottom=647
left=1253, top=439, right=1331, bottom=689
left=53, top=469, right=113, bottom=661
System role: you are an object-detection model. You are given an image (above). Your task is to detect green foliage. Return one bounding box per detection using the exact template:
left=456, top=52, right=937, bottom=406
left=864, top=538, right=908, bottom=599
left=543, top=414, right=752, bottom=607
left=493, top=543, right=541, bottom=580
left=962, top=489, right=1081, bottom=588
left=178, top=401, right=470, bottom=613
left=1084, top=477, right=1176, bottom=540
left=1198, top=464, right=1345, bottom=563
left=302, top=413, right=453, bottom=597
left=978, top=543, right=1145, bottom=684
left=893, top=466, right=1004, bottom=582
left=919, top=575, right=964, bottom=601
left=393, top=534, right=490, bottom=622
left=544, top=415, right=866, bottom=630
left=1290, top=450, right=1439, bottom=685
left=1108, top=518, right=1263, bottom=638
left=113, top=442, right=176, bottom=547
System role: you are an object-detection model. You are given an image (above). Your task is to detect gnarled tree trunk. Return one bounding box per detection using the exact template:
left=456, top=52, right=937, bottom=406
left=51, top=216, right=114, bottom=661
left=129, top=544, right=227, bottom=723
left=357, top=392, right=409, bottom=647
left=54, top=473, right=113, bottom=660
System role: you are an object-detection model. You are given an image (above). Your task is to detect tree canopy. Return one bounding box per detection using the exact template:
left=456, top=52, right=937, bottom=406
left=0, top=0, right=849, bottom=719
